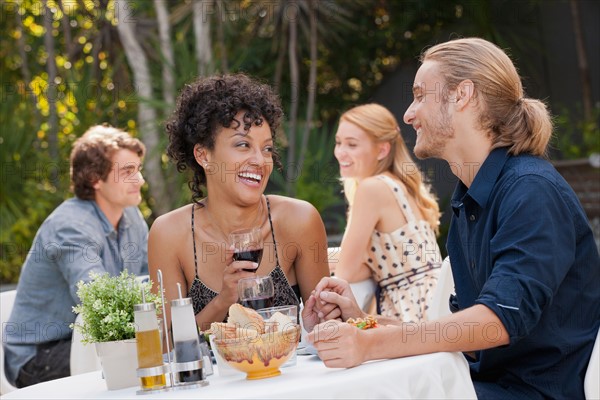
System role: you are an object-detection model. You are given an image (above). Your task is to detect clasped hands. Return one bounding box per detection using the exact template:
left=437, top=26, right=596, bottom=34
left=300, top=277, right=371, bottom=368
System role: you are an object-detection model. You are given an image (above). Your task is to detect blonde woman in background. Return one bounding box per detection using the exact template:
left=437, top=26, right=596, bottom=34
left=332, top=103, right=442, bottom=322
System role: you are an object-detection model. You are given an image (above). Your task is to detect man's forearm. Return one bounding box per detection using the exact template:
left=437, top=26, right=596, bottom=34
left=363, top=304, right=510, bottom=360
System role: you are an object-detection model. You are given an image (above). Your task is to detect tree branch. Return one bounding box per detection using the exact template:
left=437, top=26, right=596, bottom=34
left=115, top=0, right=170, bottom=216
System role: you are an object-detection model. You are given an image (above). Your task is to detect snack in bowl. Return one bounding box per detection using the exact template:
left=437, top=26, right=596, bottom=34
left=347, top=315, right=378, bottom=330
left=227, top=303, right=266, bottom=333
left=264, top=311, right=296, bottom=334
left=210, top=304, right=300, bottom=380
left=209, top=322, right=260, bottom=341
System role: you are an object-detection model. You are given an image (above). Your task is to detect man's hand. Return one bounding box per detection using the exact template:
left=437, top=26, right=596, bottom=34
left=301, top=291, right=341, bottom=333
left=314, top=277, right=365, bottom=322
left=307, top=319, right=368, bottom=368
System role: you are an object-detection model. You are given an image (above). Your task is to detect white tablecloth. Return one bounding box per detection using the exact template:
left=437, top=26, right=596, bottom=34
left=2, top=352, right=476, bottom=399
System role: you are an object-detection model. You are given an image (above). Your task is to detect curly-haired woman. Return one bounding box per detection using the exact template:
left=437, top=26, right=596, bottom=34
left=149, top=73, right=329, bottom=330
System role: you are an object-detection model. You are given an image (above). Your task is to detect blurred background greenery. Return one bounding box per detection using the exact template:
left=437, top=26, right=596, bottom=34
left=1, top=0, right=598, bottom=283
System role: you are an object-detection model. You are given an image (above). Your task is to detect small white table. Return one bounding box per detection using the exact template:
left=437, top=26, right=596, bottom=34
left=3, top=351, right=475, bottom=399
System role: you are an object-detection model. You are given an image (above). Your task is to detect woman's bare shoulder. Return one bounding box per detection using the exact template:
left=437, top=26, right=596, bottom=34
left=354, top=175, right=399, bottom=205
left=266, top=195, right=323, bottom=233
left=150, top=203, right=194, bottom=236
left=359, top=175, right=389, bottom=190
left=266, top=195, right=318, bottom=215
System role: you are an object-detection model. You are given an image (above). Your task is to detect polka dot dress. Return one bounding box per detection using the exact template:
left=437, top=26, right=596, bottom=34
left=365, top=175, right=442, bottom=323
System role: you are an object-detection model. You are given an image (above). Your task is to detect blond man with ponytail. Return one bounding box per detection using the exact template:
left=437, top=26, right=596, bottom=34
left=332, top=103, right=442, bottom=323
left=305, top=38, right=599, bottom=400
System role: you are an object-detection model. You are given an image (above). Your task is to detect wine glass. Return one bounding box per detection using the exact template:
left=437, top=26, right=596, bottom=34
left=237, top=275, right=274, bottom=310
left=229, top=227, right=263, bottom=272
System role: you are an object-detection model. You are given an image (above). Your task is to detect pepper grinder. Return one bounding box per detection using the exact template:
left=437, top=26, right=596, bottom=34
left=170, top=283, right=207, bottom=387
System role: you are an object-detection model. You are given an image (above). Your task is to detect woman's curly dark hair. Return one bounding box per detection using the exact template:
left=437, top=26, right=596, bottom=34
left=165, top=73, right=284, bottom=203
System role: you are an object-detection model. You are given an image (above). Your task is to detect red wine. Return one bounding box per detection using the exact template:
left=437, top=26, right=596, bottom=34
left=233, top=248, right=263, bottom=271
left=241, top=296, right=274, bottom=310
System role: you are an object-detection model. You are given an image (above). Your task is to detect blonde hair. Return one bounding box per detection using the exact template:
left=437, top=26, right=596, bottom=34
left=340, top=104, right=440, bottom=233
left=422, top=37, right=552, bottom=156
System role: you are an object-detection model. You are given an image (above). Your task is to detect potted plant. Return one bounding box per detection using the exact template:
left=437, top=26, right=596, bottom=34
left=71, top=270, right=161, bottom=390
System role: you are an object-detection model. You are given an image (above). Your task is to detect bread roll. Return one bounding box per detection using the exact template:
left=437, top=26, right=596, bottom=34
left=266, top=311, right=294, bottom=333
left=209, top=322, right=238, bottom=340
left=228, top=303, right=265, bottom=334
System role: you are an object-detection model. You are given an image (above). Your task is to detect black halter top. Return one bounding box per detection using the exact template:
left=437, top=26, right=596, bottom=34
left=188, top=196, right=300, bottom=316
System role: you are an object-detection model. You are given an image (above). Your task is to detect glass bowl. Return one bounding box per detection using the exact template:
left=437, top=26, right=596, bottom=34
left=212, top=324, right=300, bottom=380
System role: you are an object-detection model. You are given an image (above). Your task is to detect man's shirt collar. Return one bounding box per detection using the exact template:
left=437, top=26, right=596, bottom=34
left=451, top=147, right=510, bottom=215
left=89, top=200, right=131, bottom=237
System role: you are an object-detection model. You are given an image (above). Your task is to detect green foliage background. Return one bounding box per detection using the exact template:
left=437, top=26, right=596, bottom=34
left=1, top=0, right=598, bottom=283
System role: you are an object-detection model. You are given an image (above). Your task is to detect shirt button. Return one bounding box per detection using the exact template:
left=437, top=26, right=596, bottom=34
left=471, top=260, right=476, bottom=269
left=469, top=214, right=476, bottom=221
left=45, top=365, right=50, bottom=371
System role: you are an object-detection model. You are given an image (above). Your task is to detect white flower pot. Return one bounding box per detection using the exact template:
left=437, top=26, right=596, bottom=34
left=95, top=339, right=139, bottom=390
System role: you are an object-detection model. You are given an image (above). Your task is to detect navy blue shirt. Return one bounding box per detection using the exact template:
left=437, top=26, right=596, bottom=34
left=447, top=148, right=600, bottom=399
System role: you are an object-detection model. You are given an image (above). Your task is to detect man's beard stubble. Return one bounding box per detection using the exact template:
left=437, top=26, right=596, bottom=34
left=413, top=100, right=454, bottom=160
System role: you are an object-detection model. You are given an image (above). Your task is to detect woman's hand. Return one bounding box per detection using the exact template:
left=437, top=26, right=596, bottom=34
left=217, top=246, right=259, bottom=306
left=313, top=277, right=365, bottom=321
left=307, top=319, right=368, bottom=368
left=301, top=291, right=342, bottom=333
left=301, top=293, right=321, bottom=333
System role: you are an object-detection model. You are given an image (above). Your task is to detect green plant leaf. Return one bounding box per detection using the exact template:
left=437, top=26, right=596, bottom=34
left=71, top=270, right=161, bottom=344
